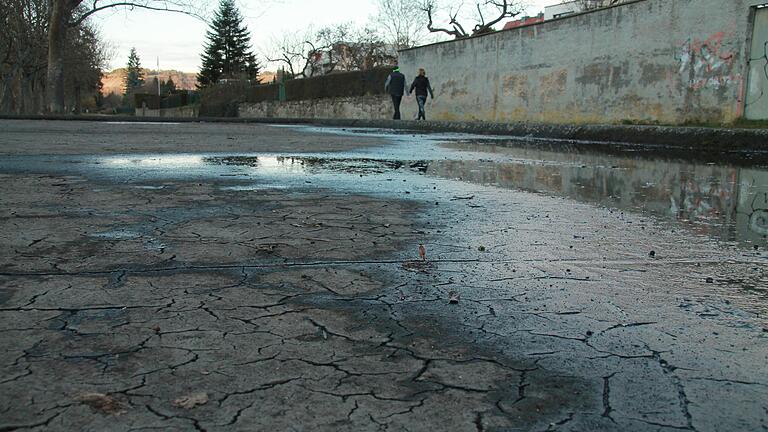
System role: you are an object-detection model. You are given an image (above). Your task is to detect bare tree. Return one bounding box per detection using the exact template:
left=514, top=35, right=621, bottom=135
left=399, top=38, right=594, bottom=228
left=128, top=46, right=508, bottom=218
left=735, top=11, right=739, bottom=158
left=264, top=28, right=333, bottom=79
left=419, top=0, right=523, bottom=39
left=329, top=27, right=396, bottom=72
left=0, top=0, right=49, bottom=113
left=1, top=0, right=108, bottom=114
left=374, top=0, right=428, bottom=49
left=46, top=0, right=208, bottom=113
left=265, top=23, right=397, bottom=79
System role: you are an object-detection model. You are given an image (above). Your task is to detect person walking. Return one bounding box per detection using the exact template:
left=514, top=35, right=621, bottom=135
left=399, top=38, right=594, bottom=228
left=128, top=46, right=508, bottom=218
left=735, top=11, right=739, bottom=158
left=409, top=68, right=434, bottom=121
left=384, top=66, right=406, bottom=120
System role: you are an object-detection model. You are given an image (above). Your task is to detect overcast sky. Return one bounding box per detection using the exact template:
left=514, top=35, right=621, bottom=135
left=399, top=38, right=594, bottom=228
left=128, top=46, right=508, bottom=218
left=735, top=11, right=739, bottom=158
left=93, top=0, right=555, bottom=72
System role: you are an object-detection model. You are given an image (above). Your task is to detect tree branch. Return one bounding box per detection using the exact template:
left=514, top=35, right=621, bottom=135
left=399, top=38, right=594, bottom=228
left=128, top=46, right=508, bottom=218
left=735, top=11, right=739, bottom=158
left=68, top=1, right=205, bottom=27
left=420, top=1, right=467, bottom=38
left=473, top=0, right=519, bottom=34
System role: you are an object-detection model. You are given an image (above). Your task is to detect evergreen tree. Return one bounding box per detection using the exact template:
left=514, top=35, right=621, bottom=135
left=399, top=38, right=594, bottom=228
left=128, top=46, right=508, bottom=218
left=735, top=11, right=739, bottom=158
left=197, top=0, right=260, bottom=87
left=149, top=77, right=160, bottom=94
left=123, top=48, right=145, bottom=96
left=163, top=78, right=177, bottom=94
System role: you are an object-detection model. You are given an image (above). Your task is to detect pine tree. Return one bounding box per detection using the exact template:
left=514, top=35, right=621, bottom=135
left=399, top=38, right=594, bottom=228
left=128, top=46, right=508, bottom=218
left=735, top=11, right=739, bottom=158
left=163, top=78, right=177, bottom=94
left=197, top=0, right=260, bottom=88
left=124, top=48, right=145, bottom=96
left=149, top=77, right=160, bottom=94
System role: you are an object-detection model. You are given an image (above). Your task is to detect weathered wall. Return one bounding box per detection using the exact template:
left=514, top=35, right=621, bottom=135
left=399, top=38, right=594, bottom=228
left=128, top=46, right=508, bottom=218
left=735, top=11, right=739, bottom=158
left=746, top=6, right=768, bottom=120
left=399, top=0, right=767, bottom=125
left=135, top=105, right=199, bottom=118
left=239, top=95, right=391, bottom=120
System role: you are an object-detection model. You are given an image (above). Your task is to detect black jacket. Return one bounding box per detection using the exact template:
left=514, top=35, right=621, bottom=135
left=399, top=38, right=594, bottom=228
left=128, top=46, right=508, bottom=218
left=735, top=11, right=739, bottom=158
left=409, top=75, right=434, bottom=98
left=385, top=71, right=406, bottom=96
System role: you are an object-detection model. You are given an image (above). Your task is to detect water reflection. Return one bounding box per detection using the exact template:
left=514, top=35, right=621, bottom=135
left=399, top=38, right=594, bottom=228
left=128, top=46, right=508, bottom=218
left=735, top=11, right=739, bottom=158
left=437, top=142, right=768, bottom=247
left=204, top=156, right=426, bottom=175
left=104, top=155, right=205, bottom=168
left=94, top=147, right=768, bottom=247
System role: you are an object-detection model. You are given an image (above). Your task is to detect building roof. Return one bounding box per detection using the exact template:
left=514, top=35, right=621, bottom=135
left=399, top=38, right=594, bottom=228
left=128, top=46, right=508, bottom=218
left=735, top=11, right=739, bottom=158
left=503, top=15, right=545, bottom=30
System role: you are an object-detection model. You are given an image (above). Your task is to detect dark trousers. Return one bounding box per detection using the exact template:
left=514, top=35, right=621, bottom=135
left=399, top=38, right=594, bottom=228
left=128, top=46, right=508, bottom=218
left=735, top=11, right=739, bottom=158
left=391, top=95, right=402, bottom=120
left=416, top=95, right=427, bottom=120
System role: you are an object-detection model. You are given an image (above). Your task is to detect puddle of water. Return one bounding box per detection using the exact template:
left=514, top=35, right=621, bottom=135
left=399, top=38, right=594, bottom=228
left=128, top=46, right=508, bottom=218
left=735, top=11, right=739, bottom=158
left=438, top=141, right=768, bottom=248
left=2, top=125, right=766, bottom=249
left=104, top=155, right=205, bottom=168
left=93, top=148, right=768, bottom=248
left=205, top=156, right=428, bottom=175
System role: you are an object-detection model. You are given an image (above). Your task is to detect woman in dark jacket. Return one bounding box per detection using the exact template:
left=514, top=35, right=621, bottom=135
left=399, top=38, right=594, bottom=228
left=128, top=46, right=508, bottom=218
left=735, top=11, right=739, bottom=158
left=408, top=68, right=434, bottom=120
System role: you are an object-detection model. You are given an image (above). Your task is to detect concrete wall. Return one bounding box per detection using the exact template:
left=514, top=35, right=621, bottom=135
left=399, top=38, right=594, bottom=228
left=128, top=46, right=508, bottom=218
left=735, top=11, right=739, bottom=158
left=239, top=95, right=391, bottom=120
left=746, top=6, right=768, bottom=120
left=398, top=0, right=768, bottom=125
left=135, top=105, right=199, bottom=118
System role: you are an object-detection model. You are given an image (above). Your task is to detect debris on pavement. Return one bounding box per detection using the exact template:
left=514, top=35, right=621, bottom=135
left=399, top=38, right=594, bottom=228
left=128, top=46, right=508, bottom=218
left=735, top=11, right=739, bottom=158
left=402, top=260, right=434, bottom=273
left=449, top=291, right=460, bottom=304
left=78, top=393, right=125, bottom=415
left=173, top=392, right=209, bottom=409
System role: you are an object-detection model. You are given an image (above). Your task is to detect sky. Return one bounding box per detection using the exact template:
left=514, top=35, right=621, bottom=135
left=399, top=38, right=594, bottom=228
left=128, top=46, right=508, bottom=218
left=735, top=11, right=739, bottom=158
left=93, top=0, right=555, bottom=73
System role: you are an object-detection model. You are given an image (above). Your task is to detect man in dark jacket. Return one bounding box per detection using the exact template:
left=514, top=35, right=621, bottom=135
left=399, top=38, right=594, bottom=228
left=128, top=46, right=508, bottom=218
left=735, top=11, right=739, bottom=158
left=384, top=67, right=406, bottom=120
left=409, top=68, right=435, bottom=120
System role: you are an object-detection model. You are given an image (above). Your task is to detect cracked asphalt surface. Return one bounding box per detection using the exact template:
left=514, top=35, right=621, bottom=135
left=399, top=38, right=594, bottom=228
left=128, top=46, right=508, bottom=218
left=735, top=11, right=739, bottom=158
left=0, top=120, right=767, bottom=431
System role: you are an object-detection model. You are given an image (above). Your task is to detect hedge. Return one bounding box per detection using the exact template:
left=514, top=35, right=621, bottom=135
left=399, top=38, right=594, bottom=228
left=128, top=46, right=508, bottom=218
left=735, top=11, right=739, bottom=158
left=199, top=67, right=393, bottom=117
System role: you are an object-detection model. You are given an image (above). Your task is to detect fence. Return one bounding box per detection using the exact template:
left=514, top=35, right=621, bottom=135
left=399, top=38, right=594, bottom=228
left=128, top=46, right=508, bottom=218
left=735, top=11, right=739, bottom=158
left=134, top=91, right=199, bottom=110
left=247, top=68, right=391, bottom=102
left=199, top=67, right=392, bottom=117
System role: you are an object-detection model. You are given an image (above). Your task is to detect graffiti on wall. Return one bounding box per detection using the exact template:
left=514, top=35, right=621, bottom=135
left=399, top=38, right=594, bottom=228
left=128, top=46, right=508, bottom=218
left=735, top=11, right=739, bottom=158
left=675, top=32, right=740, bottom=90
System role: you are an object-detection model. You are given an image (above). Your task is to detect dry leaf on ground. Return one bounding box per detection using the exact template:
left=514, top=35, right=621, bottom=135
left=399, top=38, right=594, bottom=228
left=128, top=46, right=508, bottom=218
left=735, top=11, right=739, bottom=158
left=78, top=393, right=125, bottom=415
left=173, top=392, right=209, bottom=409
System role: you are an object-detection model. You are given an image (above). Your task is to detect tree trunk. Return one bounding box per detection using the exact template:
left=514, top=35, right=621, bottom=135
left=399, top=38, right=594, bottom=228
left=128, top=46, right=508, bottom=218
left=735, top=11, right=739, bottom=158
left=73, top=84, right=81, bottom=114
left=46, top=0, right=70, bottom=113
left=0, top=72, right=15, bottom=113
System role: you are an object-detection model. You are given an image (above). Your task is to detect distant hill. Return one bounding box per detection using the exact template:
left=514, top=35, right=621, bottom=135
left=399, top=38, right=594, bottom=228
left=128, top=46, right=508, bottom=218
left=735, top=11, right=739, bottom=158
left=101, top=69, right=198, bottom=95
left=259, top=71, right=277, bottom=84
left=101, top=69, right=279, bottom=95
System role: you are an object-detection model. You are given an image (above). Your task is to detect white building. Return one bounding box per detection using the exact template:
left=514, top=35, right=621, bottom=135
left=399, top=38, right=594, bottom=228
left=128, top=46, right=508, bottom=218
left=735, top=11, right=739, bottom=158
left=544, top=0, right=622, bottom=20
left=544, top=1, right=580, bottom=20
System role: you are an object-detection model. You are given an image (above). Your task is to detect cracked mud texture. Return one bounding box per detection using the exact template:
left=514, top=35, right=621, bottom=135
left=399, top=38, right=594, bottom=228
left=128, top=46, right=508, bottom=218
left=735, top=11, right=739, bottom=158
left=1, top=120, right=767, bottom=432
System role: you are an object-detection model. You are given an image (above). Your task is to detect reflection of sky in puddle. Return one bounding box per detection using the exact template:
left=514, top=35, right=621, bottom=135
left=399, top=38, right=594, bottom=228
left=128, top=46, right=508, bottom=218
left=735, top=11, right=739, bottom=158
left=204, top=156, right=308, bottom=173
left=104, top=155, right=205, bottom=168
